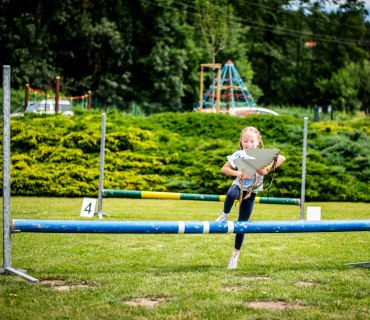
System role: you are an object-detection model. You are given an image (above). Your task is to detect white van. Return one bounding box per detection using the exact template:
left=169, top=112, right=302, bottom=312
left=11, top=102, right=38, bottom=117
left=34, top=99, right=73, bottom=116
left=11, top=99, right=74, bottom=117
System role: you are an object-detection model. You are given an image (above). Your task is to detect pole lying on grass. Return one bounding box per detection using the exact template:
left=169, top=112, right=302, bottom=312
left=12, top=219, right=370, bottom=234
left=102, top=189, right=301, bottom=206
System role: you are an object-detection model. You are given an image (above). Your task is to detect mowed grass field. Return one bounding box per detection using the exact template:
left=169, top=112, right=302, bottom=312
left=1, top=197, right=370, bottom=320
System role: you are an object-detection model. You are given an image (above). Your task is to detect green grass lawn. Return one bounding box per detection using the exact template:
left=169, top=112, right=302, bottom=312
left=1, top=197, right=370, bottom=319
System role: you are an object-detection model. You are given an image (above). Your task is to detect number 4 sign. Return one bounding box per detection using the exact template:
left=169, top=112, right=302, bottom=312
left=80, top=198, right=97, bottom=217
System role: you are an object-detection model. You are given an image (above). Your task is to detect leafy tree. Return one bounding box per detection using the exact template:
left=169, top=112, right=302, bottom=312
left=315, top=59, right=370, bottom=113
left=195, top=0, right=230, bottom=64
left=349, top=59, right=370, bottom=114
left=119, top=0, right=204, bottom=113
left=1, top=0, right=369, bottom=113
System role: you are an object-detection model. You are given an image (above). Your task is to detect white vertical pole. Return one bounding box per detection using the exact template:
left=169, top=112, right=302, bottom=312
left=300, top=117, right=308, bottom=220
left=97, top=113, right=106, bottom=219
left=1, top=66, right=38, bottom=282
left=2, top=65, right=11, bottom=269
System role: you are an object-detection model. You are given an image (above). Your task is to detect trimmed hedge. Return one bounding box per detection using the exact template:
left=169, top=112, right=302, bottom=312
left=1, top=110, right=369, bottom=201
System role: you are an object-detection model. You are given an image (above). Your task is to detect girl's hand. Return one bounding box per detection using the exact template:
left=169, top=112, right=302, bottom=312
left=257, top=166, right=270, bottom=176
left=236, top=171, right=244, bottom=179
left=258, top=155, right=285, bottom=176
left=236, top=171, right=252, bottom=179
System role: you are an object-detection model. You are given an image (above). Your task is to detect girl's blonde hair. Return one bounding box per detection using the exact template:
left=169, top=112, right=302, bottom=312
left=239, top=126, right=264, bottom=149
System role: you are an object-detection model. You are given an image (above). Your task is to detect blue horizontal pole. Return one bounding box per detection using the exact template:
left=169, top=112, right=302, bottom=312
left=12, top=219, right=370, bottom=234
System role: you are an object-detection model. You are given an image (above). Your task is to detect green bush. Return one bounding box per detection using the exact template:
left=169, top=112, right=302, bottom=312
left=0, top=111, right=368, bottom=201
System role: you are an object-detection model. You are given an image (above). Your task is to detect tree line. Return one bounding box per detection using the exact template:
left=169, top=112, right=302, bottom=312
left=1, top=0, right=369, bottom=114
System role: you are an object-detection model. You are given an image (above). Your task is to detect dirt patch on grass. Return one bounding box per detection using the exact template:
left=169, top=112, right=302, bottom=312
left=295, top=281, right=316, bottom=287
left=242, top=276, right=271, bottom=281
left=246, top=301, right=306, bottom=310
left=40, top=279, right=92, bottom=291
left=223, top=285, right=250, bottom=292
left=123, top=297, right=167, bottom=308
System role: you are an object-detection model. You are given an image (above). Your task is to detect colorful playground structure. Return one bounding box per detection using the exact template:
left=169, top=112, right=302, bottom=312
left=195, top=60, right=278, bottom=116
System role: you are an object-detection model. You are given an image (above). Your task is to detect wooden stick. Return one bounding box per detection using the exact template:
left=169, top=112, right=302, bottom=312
left=239, top=169, right=245, bottom=212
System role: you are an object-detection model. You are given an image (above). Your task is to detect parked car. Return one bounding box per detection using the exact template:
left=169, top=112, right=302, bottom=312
left=10, top=102, right=38, bottom=117
left=34, top=99, right=73, bottom=116
left=11, top=99, right=73, bottom=117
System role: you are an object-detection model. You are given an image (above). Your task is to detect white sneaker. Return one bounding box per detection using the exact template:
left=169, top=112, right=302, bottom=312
left=228, top=252, right=239, bottom=269
left=215, top=213, right=229, bottom=222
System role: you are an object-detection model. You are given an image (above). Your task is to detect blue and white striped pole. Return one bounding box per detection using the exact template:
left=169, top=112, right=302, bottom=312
left=12, top=219, right=370, bottom=234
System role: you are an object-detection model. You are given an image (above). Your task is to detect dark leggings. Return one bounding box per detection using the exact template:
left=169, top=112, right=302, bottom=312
left=223, top=184, right=256, bottom=250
